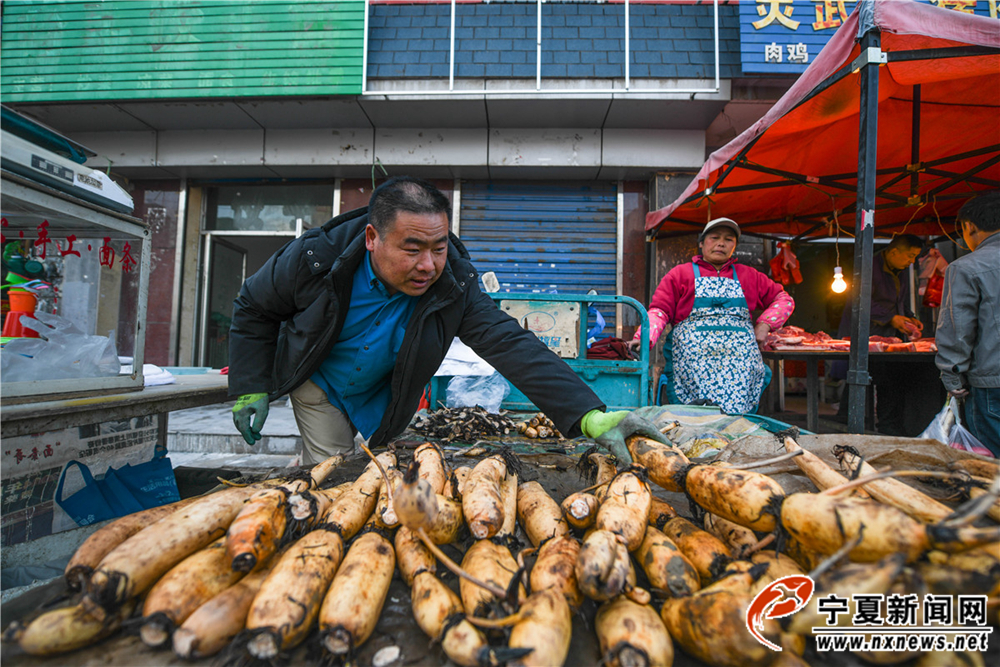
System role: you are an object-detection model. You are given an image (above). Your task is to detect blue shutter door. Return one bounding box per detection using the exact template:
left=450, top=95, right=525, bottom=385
left=459, top=182, right=618, bottom=303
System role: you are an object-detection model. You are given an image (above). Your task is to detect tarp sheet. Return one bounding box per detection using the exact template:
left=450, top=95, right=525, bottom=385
left=646, top=0, right=1000, bottom=238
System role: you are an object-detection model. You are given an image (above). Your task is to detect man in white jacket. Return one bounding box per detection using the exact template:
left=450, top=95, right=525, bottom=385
left=935, top=191, right=1000, bottom=455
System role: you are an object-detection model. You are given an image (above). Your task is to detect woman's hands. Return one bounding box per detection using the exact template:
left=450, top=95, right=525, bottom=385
left=754, top=322, right=771, bottom=350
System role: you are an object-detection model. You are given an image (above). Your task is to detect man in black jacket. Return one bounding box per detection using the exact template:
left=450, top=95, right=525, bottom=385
left=228, top=177, right=661, bottom=464
left=834, top=235, right=927, bottom=435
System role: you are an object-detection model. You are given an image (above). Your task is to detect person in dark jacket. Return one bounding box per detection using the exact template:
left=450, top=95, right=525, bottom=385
left=834, top=234, right=925, bottom=435
left=228, top=177, right=663, bottom=464
left=836, top=234, right=925, bottom=341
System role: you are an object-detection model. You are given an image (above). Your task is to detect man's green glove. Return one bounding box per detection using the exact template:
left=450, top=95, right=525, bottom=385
left=580, top=406, right=671, bottom=465
left=232, top=393, right=269, bottom=445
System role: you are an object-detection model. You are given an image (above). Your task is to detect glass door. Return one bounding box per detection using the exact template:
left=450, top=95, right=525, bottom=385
left=199, top=235, right=246, bottom=369
left=194, top=181, right=335, bottom=368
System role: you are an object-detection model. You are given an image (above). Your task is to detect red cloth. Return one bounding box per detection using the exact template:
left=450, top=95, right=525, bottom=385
left=586, top=337, right=633, bottom=360
left=649, top=256, right=787, bottom=326
left=783, top=360, right=825, bottom=378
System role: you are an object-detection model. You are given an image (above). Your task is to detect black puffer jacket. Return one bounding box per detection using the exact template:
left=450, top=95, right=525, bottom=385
left=228, top=206, right=605, bottom=447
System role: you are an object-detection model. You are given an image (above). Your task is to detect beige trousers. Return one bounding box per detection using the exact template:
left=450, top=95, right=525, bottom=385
left=288, top=379, right=357, bottom=465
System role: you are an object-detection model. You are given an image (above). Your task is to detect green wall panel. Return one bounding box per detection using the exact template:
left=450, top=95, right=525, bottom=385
left=1, top=0, right=364, bottom=102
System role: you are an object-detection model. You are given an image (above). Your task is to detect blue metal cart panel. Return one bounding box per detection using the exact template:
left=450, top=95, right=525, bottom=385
left=431, top=293, right=652, bottom=413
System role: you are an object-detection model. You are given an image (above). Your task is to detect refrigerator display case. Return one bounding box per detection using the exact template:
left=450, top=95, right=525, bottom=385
left=1, top=117, right=149, bottom=402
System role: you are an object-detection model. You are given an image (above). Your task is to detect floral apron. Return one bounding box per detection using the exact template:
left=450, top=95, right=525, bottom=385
left=665, top=262, right=765, bottom=414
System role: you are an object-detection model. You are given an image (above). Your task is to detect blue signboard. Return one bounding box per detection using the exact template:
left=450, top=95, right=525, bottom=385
left=740, top=0, right=998, bottom=75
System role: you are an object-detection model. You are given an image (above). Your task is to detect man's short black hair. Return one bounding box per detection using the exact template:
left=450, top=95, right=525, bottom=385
left=368, top=176, right=451, bottom=235
left=886, top=234, right=924, bottom=252
left=958, top=190, right=1000, bottom=233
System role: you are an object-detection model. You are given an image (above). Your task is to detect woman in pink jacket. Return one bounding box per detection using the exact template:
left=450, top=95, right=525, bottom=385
left=631, top=218, right=794, bottom=413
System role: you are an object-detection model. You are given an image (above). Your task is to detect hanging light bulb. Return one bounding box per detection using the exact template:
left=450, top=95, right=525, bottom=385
left=831, top=266, right=847, bottom=293
left=830, top=209, right=847, bottom=293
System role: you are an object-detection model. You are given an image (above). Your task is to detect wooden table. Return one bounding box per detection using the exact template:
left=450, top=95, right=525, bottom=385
left=0, top=373, right=230, bottom=439
left=761, top=350, right=937, bottom=433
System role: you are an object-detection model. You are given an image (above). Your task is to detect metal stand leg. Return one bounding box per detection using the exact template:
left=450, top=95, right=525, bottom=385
left=777, top=359, right=785, bottom=412
left=156, top=412, right=169, bottom=455
left=806, top=359, right=819, bottom=433
left=761, top=359, right=776, bottom=416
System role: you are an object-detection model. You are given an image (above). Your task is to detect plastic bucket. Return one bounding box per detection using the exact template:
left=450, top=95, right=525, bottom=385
left=2, top=290, right=39, bottom=338
left=6, top=290, right=36, bottom=312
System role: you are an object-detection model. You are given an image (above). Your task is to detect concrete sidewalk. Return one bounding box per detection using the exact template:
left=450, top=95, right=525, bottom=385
left=166, top=396, right=306, bottom=470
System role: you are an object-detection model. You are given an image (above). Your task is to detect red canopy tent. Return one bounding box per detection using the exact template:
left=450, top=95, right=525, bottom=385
left=646, top=0, right=999, bottom=434
left=646, top=0, right=1000, bottom=240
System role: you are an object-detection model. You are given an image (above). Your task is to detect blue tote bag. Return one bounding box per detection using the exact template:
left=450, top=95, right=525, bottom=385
left=105, top=455, right=181, bottom=509
left=55, top=460, right=145, bottom=527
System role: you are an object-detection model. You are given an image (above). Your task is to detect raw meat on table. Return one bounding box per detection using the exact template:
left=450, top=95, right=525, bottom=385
left=765, top=327, right=935, bottom=352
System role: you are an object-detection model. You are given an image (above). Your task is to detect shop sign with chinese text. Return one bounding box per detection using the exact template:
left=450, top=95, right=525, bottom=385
left=740, top=0, right=998, bottom=75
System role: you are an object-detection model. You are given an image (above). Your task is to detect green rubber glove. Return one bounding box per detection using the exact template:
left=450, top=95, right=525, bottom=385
left=232, top=393, right=269, bottom=445
left=581, top=407, right=672, bottom=465
left=580, top=410, right=630, bottom=439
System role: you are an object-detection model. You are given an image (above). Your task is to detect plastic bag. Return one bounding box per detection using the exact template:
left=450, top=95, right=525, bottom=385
left=919, top=397, right=993, bottom=457
left=586, top=304, right=606, bottom=347
left=769, top=242, right=803, bottom=286
left=919, top=400, right=953, bottom=444
left=0, top=311, right=120, bottom=381
left=950, top=423, right=993, bottom=458
left=446, top=372, right=510, bottom=414
left=922, top=271, right=944, bottom=309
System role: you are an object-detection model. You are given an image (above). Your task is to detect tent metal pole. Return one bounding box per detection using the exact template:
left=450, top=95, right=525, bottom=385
left=655, top=213, right=828, bottom=236
left=736, top=162, right=906, bottom=202
left=885, top=45, right=1000, bottom=63
left=920, top=143, right=1000, bottom=168
left=822, top=143, right=1000, bottom=180
left=922, top=168, right=1000, bottom=188
left=847, top=26, right=881, bottom=435
left=927, top=153, right=1000, bottom=198
left=648, top=134, right=767, bottom=237
left=791, top=223, right=827, bottom=242
left=911, top=84, right=921, bottom=200
left=710, top=138, right=760, bottom=191
left=735, top=163, right=858, bottom=193
left=869, top=89, right=923, bottom=200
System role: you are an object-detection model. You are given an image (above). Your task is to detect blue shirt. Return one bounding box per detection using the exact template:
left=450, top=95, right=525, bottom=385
left=310, top=252, right=418, bottom=438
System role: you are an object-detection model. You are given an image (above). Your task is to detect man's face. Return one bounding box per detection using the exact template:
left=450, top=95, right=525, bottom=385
left=699, top=228, right=738, bottom=265
left=366, top=210, right=450, bottom=296
left=885, top=244, right=921, bottom=271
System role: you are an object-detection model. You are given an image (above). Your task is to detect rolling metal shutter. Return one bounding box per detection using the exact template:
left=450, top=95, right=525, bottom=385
left=459, top=181, right=618, bottom=302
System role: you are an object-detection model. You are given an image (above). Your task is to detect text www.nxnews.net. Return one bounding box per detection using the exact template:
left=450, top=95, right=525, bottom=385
left=815, top=630, right=991, bottom=653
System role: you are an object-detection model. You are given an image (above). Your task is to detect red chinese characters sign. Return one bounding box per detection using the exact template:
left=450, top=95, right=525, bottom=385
left=4, top=226, right=139, bottom=272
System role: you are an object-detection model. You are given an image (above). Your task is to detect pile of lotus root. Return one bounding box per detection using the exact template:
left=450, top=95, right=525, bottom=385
left=5, top=430, right=998, bottom=667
